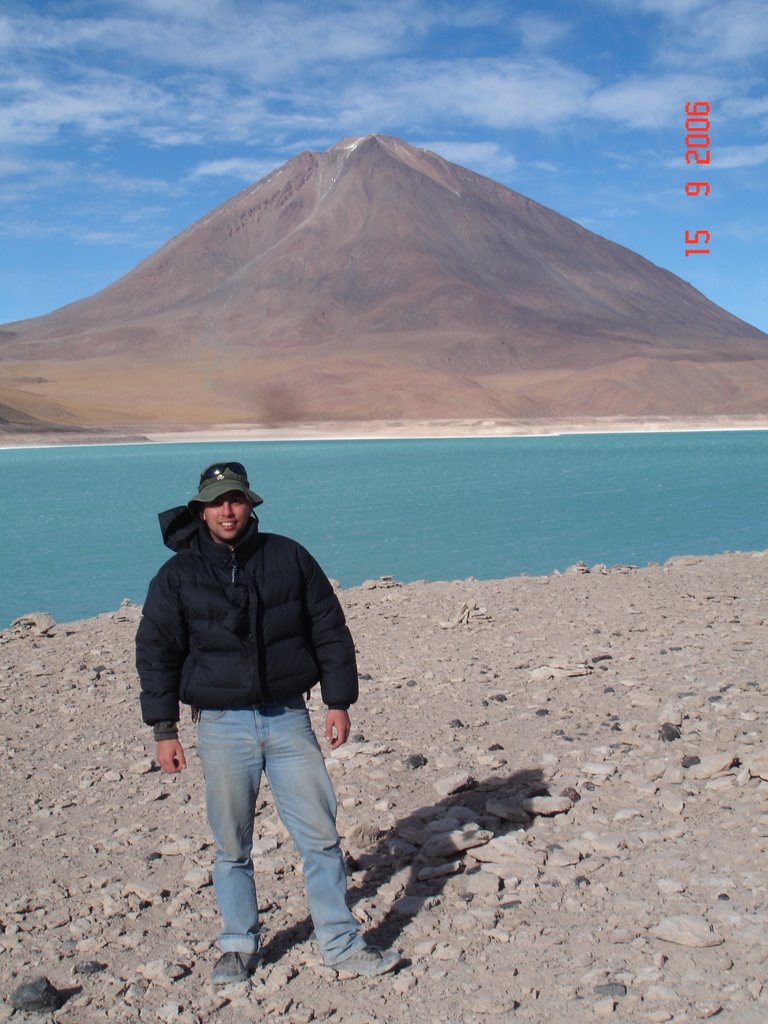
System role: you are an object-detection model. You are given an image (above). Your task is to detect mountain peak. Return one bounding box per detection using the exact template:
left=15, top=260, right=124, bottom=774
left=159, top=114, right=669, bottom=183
left=1, top=135, right=766, bottom=431
left=331, top=133, right=406, bottom=151
left=331, top=134, right=379, bottom=151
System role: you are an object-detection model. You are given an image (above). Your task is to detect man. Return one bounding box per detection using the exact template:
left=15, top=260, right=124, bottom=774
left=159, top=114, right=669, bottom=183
left=136, top=461, right=399, bottom=985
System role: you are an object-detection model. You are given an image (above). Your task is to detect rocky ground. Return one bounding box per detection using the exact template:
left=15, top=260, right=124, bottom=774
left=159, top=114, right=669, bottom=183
left=1, top=551, right=767, bottom=1024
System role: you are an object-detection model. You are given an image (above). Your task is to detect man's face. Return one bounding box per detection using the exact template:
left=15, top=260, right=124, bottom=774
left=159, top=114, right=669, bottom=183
left=201, top=490, right=253, bottom=544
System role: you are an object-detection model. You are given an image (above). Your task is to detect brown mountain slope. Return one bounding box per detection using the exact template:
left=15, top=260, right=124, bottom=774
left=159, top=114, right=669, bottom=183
left=1, top=134, right=767, bottom=429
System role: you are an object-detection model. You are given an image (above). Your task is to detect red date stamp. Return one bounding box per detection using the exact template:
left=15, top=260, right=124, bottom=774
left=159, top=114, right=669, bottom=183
left=684, top=101, right=710, bottom=255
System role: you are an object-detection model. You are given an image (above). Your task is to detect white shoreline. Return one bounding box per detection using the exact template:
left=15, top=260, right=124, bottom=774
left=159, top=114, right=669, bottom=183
left=2, top=416, right=768, bottom=450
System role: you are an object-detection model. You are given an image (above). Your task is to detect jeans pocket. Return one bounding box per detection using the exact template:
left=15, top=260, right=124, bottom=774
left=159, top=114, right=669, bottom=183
left=199, top=708, right=228, bottom=723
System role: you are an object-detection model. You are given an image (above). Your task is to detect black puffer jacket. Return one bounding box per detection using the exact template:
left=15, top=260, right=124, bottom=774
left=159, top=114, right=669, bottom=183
left=136, top=507, right=358, bottom=725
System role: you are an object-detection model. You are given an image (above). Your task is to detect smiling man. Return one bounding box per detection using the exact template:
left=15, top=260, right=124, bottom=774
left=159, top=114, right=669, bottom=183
left=136, top=462, right=399, bottom=986
left=200, top=489, right=253, bottom=544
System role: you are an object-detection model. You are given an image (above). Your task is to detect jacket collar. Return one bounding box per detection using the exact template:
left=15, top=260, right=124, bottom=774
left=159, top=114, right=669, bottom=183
left=199, top=517, right=261, bottom=562
left=159, top=505, right=261, bottom=559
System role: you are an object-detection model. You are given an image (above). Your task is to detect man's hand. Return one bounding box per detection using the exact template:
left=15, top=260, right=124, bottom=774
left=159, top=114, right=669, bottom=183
left=156, top=739, right=187, bottom=773
left=325, top=709, right=351, bottom=749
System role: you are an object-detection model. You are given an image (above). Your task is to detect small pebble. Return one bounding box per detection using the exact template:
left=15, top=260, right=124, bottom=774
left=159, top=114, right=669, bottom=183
left=403, top=753, right=428, bottom=770
left=658, top=723, right=681, bottom=742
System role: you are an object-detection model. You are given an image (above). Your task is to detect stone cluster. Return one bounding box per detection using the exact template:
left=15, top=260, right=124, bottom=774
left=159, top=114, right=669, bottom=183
left=1, top=551, right=767, bottom=1023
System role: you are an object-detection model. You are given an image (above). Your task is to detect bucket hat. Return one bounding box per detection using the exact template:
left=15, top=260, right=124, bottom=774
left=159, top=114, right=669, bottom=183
left=188, top=462, right=263, bottom=508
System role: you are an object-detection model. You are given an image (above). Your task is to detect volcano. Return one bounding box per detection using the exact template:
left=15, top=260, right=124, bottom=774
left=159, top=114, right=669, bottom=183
left=1, top=134, right=767, bottom=432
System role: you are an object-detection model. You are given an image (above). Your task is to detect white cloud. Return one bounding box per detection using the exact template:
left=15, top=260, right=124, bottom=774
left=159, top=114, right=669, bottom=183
left=6, top=1, right=433, bottom=78
left=677, top=0, right=768, bottom=62
left=721, top=95, right=768, bottom=120
left=0, top=14, right=15, bottom=48
left=0, top=156, right=26, bottom=175
left=1, top=1, right=759, bottom=159
left=0, top=69, right=169, bottom=145
left=125, top=0, right=225, bottom=15
left=528, top=160, right=558, bottom=173
left=605, top=0, right=708, bottom=12
left=517, top=14, right=571, bottom=50
left=589, top=73, right=727, bottom=127
left=605, top=0, right=768, bottom=65
left=337, top=58, right=595, bottom=131
left=0, top=157, right=76, bottom=204
left=416, top=140, right=519, bottom=177
left=86, top=170, right=172, bottom=194
left=711, top=142, right=768, bottom=169
left=189, top=157, right=278, bottom=181
left=76, top=230, right=143, bottom=245
left=0, top=3, right=433, bottom=147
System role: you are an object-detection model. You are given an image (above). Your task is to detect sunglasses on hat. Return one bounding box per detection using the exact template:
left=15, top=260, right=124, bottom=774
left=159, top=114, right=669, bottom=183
left=199, top=462, right=248, bottom=484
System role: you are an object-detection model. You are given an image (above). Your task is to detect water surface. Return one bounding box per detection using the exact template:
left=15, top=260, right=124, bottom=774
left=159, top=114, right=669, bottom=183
left=1, top=431, right=765, bottom=627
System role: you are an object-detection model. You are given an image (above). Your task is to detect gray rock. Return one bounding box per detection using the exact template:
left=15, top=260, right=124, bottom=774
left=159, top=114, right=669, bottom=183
left=416, top=859, right=464, bottom=880
left=391, top=894, right=440, bottom=916
left=433, top=771, right=475, bottom=797
left=485, top=796, right=530, bottom=822
left=420, top=824, right=493, bottom=859
left=649, top=915, right=723, bottom=947
left=743, top=752, right=768, bottom=780
left=521, top=794, right=573, bottom=816
left=74, top=960, right=107, bottom=974
left=10, top=975, right=62, bottom=1012
left=658, top=723, right=681, bottom=742
left=594, top=982, right=627, bottom=997
left=687, top=753, right=736, bottom=779
left=10, top=612, right=56, bottom=636
left=403, top=753, right=428, bottom=770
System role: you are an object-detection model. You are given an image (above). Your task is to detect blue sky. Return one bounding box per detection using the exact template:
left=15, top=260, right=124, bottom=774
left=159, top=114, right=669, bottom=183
left=1, top=0, right=767, bottom=332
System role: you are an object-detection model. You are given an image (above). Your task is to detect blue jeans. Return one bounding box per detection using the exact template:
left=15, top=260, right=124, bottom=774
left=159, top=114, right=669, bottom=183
left=196, top=701, right=364, bottom=965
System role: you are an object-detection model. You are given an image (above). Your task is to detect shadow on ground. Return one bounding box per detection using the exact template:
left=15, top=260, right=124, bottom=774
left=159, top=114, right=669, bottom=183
left=262, top=765, right=547, bottom=963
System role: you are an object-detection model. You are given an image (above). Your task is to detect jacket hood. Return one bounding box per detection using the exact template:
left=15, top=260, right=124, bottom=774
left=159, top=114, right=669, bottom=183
left=158, top=505, right=260, bottom=556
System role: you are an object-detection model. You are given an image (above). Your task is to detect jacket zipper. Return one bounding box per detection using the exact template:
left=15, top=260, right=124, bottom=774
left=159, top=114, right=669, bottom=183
left=229, top=549, right=263, bottom=706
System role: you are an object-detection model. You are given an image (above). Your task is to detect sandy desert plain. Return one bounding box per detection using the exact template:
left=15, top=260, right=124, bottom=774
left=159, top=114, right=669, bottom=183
left=2, top=522, right=768, bottom=1024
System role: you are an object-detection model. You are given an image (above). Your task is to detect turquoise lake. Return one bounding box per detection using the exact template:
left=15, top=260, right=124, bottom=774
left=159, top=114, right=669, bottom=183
left=1, top=431, right=766, bottom=629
